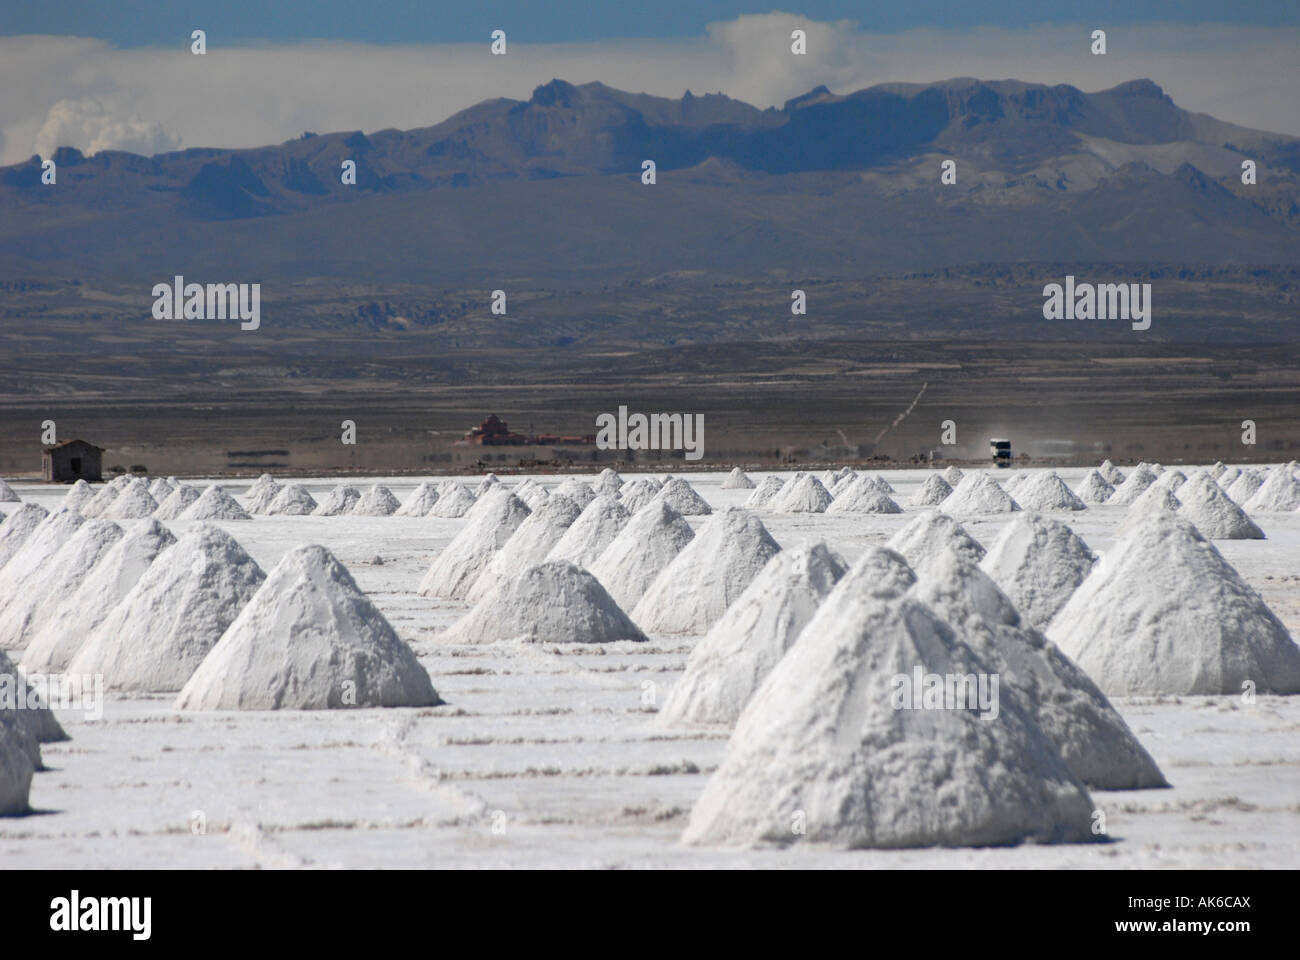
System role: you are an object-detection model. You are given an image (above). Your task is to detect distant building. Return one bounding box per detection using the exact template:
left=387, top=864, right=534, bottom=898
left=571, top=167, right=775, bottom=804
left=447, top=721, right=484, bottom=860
left=43, top=439, right=104, bottom=482
left=460, top=414, right=595, bottom=447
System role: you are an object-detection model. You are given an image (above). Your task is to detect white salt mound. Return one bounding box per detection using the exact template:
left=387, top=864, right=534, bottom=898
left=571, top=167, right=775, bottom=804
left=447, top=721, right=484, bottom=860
left=442, top=560, right=647, bottom=645
left=769, top=474, right=832, bottom=513
left=474, top=474, right=501, bottom=498
left=659, top=543, right=847, bottom=727
left=617, top=478, right=659, bottom=513
left=105, top=483, right=158, bottom=519
left=22, top=519, right=177, bottom=672
left=177, top=545, right=439, bottom=710
left=941, top=465, right=964, bottom=485
left=909, top=474, right=953, bottom=507
left=888, top=510, right=986, bottom=573
left=979, top=512, right=1097, bottom=630
left=545, top=495, right=630, bottom=569
left=721, top=467, right=756, bottom=490
left=0, top=508, right=86, bottom=632
left=1244, top=467, right=1300, bottom=512
left=395, top=482, right=439, bottom=517
left=311, top=484, right=361, bottom=516
left=1125, top=484, right=1181, bottom=521
left=1098, top=459, right=1125, bottom=485
left=1076, top=470, right=1114, bottom=504
left=683, top=578, right=1095, bottom=848
left=1224, top=468, right=1265, bottom=505
left=466, top=494, right=583, bottom=604
left=742, top=475, right=784, bottom=509
left=826, top=477, right=902, bottom=514
left=1176, top=472, right=1263, bottom=540
left=593, top=468, right=624, bottom=495
left=829, top=471, right=859, bottom=497
left=427, top=482, right=475, bottom=518
left=63, top=479, right=95, bottom=513
left=352, top=484, right=400, bottom=516
left=243, top=477, right=282, bottom=514
left=1049, top=511, right=1300, bottom=695
left=653, top=477, right=712, bottom=516
left=631, top=508, right=781, bottom=635
left=417, top=489, right=531, bottom=599
left=913, top=553, right=1166, bottom=790
left=0, top=480, right=17, bottom=503
left=1, top=650, right=51, bottom=769
left=70, top=523, right=266, bottom=692
left=1013, top=472, right=1086, bottom=512
left=80, top=482, right=121, bottom=518
left=941, top=472, right=1020, bottom=517
left=265, top=483, right=318, bottom=516
left=0, top=519, right=122, bottom=650
left=180, top=485, right=251, bottom=521
left=589, top=500, right=695, bottom=612
left=0, top=718, right=33, bottom=815
left=1217, top=465, right=1241, bottom=486
left=513, top=479, right=549, bottom=510
left=153, top=483, right=200, bottom=519
left=1108, top=464, right=1158, bottom=505
left=870, top=473, right=896, bottom=494
left=0, top=503, right=48, bottom=570
left=553, top=478, right=596, bottom=509
left=1152, top=469, right=1187, bottom=494
left=1209, top=461, right=1225, bottom=479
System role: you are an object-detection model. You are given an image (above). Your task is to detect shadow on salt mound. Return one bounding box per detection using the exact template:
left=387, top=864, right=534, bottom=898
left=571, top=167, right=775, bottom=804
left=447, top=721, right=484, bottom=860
left=887, top=510, right=985, bottom=573
left=0, top=503, right=48, bottom=570
left=466, top=494, right=582, bottom=604
left=589, top=500, right=694, bottom=612
left=0, top=480, right=18, bottom=503
left=914, top=552, right=1166, bottom=790
left=1108, top=465, right=1158, bottom=505
left=941, top=472, right=1020, bottom=517
left=908, top=473, right=952, bottom=508
left=1177, top=472, right=1263, bottom=540
left=1244, top=467, right=1300, bottom=512
left=179, top=485, right=250, bottom=521
left=474, top=474, right=501, bottom=498
left=244, top=475, right=282, bottom=514
left=513, top=478, right=549, bottom=510
left=742, top=475, right=783, bottom=509
left=69, top=523, right=265, bottom=692
left=153, top=483, right=199, bottom=520
left=0, top=508, right=85, bottom=623
left=721, top=467, right=755, bottom=490
left=177, top=545, right=439, bottom=710
left=441, top=561, right=646, bottom=645
left=1049, top=511, right=1300, bottom=695
left=352, top=484, right=400, bottom=516
left=631, top=507, right=780, bottom=635
left=418, top=489, right=531, bottom=599
left=658, top=543, right=847, bottom=728
left=682, top=547, right=1096, bottom=849
left=653, top=477, right=712, bottom=516
left=0, top=717, right=33, bottom=815
left=545, top=495, right=629, bottom=569
left=266, top=483, right=318, bottom=516
left=979, top=512, right=1096, bottom=630
left=22, top=520, right=176, bottom=673
left=1, top=648, right=67, bottom=771
left=1224, top=468, right=1265, bottom=505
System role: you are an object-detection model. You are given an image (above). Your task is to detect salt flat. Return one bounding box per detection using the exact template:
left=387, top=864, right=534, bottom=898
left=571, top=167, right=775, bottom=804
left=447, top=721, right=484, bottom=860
left=2, top=467, right=1298, bottom=868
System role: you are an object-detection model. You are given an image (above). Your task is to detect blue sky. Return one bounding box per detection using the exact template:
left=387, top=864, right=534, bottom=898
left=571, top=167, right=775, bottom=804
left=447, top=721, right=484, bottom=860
left=4, top=0, right=1299, bottom=44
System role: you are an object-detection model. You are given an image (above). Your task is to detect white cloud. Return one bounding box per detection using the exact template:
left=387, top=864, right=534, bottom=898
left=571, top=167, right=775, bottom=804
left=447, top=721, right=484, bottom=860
left=1, top=16, right=1297, bottom=165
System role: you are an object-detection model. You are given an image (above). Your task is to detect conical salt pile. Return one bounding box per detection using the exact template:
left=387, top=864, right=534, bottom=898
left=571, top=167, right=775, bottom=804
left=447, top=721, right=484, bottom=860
left=1, top=649, right=56, bottom=769
left=427, top=481, right=475, bottom=518
left=594, top=467, right=624, bottom=495
left=1176, top=472, right=1263, bottom=540
left=1217, top=465, right=1241, bottom=487
left=887, top=510, right=986, bottom=572
left=1049, top=511, right=1300, bottom=695
left=909, top=473, right=953, bottom=507
left=176, top=545, right=439, bottom=710
left=979, top=512, right=1096, bottom=630
left=1244, top=466, right=1300, bottom=512
left=818, top=470, right=837, bottom=488
left=0, top=508, right=86, bottom=631
left=0, top=503, right=48, bottom=570
left=105, top=482, right=158, bottom=519
left=1098, top=459, right=1125, bottom=485
left=312, top=484, right=361, bottom=516
left=1013, top=472, right=1086, bottom=512
left=769, top=474, right=832, bottom=513
left=147, top=476, right=176, bottom=501
left=659, top=544, right=846, bottom=727
left=652, top=477, right=712, bottom=516
left=1077, top=470, right=1114, bottom=504
left=0, top=480, right=18, bottom=503
left=545, top=495, right=630, bottom=569
left=474, top=474, right=501, bottom=498
left=243, top=476, right=282, bottom=514
left=0, top=519, right=122, bottom=650
left=1151, top=468, right=1187, bottom=494
left=941, top=465, right=964, bottom=485
left=395, top=482, right=439, bottom=517
left=631, top=508, right=781, bottom=635
left=69, top=523, right=266, bottom=692
left=618, top=478, right=659, bottom=513
left=830, top=471, right=859, bottom=497
left=1209, top=461, right=1226, bottom=479
left=22, top=519, right=177, bottom=673
left=179, top=484, right=251, bottom=521
left=80, top=477, right=125, bottom=518
left=467, top=494, right=583, bottom=604
left=721, top=467, right=755, bottom=490
left=682, top=569, right=1095, bottom=848
left=442, top=560, right=647, bottom=645
left=1108, top=464, right=1158, bottom=505
left=0, top=717, right=33, bottom=815
left=913, top=553, right=1167, bottom=790
left=352, top=484, right=400, bottom=516
left=417, top=489, right=531, bottom=599
left=553, top=478, right=596, bottom=509
left=63, top=479, right=95, bottom=513
left=825, top=476, right=902, bottom=514
left=265, top=483, right=318, bottom=516
left=589, top=500, right=695, bottom=612
left=153, top=482, right=200, bottom=519
left=1225, top=467, right=1265, bottom=505
left=1125, top=484, right=1181, bottom=521
left=941, top=472, right=1020, bottom=517
left=513, top=478, right=549, bottom=510
left=742, top=475, right=784, bottom=509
